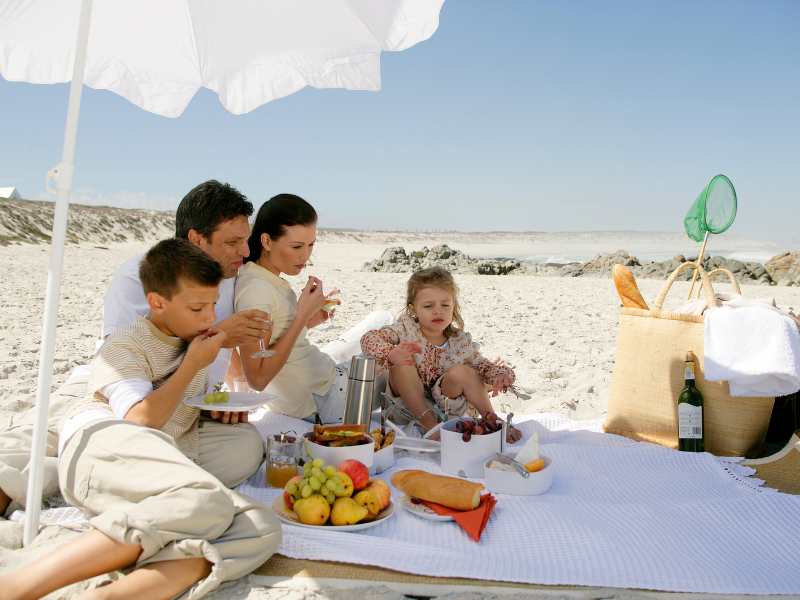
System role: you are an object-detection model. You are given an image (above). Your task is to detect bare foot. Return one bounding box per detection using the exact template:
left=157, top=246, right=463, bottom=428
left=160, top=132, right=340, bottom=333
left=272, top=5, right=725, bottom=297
left=0, top=488, right=10, bottom=517
left=506, top=425, right=522, bottom=444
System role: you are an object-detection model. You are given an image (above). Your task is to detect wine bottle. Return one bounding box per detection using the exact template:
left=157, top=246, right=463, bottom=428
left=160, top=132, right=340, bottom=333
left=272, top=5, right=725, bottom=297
left=678, top=351, right=705, bottom=452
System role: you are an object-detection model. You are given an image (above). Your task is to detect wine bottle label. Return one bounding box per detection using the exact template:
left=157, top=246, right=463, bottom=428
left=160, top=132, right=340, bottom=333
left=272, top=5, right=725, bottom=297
left=678, top=403, right=702, bottom=439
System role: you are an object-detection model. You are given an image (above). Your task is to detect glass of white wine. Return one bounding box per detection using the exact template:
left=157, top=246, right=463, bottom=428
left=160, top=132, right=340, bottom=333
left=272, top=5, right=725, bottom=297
left=251, top=315, right=276, bottom=359
left=321, top=291, right=340, bottom=331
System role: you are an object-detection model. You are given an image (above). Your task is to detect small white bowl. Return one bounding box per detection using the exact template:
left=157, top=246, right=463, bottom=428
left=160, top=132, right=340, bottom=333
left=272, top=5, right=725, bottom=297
left=302, top=433, right=375, bottom=469
left=371, top=443, right=395, bottom=475
left=484, top=455, right=553, bottom=496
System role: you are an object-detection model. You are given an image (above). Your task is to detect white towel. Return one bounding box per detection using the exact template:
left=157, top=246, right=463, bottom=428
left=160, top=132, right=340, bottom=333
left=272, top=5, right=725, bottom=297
left=704, top=301, right=800, bottom=397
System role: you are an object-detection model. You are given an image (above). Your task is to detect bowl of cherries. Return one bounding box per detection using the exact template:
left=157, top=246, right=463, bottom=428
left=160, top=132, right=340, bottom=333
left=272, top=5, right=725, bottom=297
left=438, top=415, right=503, bottom=478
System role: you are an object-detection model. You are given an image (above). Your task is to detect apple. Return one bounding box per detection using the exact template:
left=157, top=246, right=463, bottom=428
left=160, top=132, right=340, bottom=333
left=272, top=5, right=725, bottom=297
left=338, top=459, right=370, bottom=491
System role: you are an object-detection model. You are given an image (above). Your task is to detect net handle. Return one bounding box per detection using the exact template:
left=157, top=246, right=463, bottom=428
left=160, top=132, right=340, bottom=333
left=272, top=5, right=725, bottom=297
left=653, top=261, right=718, bottom=311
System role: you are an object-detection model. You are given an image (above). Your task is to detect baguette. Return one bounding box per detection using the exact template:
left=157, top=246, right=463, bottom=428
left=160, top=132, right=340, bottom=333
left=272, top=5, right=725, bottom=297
left=612, top=264, right=649, bottom=310
left=391, top=470, right=484, bottom=511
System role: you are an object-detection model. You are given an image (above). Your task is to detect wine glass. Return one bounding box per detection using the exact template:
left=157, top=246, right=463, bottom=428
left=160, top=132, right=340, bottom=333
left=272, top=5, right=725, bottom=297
left=321, top=291, right=340, bottom=331
left=251, top=315, right=276, bottom=359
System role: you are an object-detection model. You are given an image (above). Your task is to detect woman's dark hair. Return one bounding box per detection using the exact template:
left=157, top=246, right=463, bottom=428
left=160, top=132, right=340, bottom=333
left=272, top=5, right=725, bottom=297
left=175, top=180, right=254, bottom=240
left=246, top=193, right=318, bottom=262
left=140, top=238, right=222, bottom=299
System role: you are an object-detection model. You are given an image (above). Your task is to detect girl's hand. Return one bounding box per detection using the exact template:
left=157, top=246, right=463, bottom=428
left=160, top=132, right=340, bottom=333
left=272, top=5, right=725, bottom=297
left=388, top=341, right=422, bottom=367
left=296, top=276, right=327, bottom=322
left=491, top=372, right=514, bottom=397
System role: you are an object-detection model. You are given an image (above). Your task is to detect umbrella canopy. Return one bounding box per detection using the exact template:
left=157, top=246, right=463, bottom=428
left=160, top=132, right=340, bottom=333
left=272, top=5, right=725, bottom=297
left=0, top=0, right=443, bottom=545
left=1, top=0, right=442, bottom=117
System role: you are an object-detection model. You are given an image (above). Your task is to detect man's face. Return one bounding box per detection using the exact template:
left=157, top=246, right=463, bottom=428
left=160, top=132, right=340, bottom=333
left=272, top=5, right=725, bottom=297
left=149, top=279, right=219, bottom=341
left=191, top=216, right=250, bottom=278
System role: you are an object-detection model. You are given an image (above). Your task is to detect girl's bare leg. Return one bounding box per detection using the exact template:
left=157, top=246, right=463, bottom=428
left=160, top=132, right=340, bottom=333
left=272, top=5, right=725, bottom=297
left=0, top=530, right=141, bottom=600
left=440, top=364, right=493, bottom=415
left=388, top=365, right=439, bottom=433
left=78, top=557, right=210, bottom=600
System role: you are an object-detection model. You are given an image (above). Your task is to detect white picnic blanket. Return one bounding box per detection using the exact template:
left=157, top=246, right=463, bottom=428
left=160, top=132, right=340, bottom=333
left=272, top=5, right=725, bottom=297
left=240, top=412, right=800, bottom=595
left=21, top=412, right=800, bottom=594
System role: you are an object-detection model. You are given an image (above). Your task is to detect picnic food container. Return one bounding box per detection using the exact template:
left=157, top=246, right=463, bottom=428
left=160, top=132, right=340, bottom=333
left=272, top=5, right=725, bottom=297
left=303, top=432, right=375, bottom=469
left=605, top=261, right=774, bottom=456
left=484, top=455, right=553, bottom=496
left=371, top=443, right=395, bottom=475
left=438, top=417, right=501, bottom=478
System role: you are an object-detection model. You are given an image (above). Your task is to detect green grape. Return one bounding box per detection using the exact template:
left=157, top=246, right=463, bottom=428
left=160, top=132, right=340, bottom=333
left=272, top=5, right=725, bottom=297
left=309, top=477, right=321, bottom=491
left=285, top=481, right=298, bottom=495
left=325, top=480, right=337, bottom=491
left=324, top=465, right=336, bottom=478
left=311, top=467, right=323, bottom=479
left=301, top=484, right=312, bottom=498
left=312, top=458, right=324, bottom=469
left=334, top=483, right=346, bottom=496
left=325, top=491, right=335, bottom=504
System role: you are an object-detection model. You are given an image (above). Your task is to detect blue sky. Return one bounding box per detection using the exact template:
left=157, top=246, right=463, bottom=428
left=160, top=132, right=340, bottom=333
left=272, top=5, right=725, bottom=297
left=1, top=1, right=798, bottom=244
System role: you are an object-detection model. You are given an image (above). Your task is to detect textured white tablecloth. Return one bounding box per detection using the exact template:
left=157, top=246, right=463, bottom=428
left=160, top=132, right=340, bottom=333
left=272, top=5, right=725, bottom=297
left=239, top=412, right=800, bottom=595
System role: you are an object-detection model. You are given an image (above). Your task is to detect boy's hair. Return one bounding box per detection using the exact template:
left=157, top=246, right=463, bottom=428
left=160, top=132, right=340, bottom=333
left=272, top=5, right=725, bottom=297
left=140, top=238, right=223, bottom=299
left=175, top=180, right=254, bottom=240
left=245, top=193, right=318, bottom=262
left=405, top=266, right=465, bottom=337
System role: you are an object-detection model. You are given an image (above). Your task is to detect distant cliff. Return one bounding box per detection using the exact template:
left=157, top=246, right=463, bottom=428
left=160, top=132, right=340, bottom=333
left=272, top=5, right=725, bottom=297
left=0, top=198, right=175, bottom=246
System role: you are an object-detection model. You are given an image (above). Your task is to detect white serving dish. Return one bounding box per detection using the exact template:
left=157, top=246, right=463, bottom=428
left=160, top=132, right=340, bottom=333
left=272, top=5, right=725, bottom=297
left=302, top=432, right=374, bottom=469
left=484, top=455, right=553, bottom=496
left=371, top=443, right=395, bottom=474
left=437, top=417, right=502, bottom=478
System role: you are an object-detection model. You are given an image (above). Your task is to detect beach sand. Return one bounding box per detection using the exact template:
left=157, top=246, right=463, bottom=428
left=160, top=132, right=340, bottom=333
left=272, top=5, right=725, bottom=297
left=1, top=236, right=799, bottom=599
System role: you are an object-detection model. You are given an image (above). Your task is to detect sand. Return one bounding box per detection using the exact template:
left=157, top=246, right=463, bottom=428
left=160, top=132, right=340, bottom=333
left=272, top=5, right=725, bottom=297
left=2, top=235, right=799, bottom=599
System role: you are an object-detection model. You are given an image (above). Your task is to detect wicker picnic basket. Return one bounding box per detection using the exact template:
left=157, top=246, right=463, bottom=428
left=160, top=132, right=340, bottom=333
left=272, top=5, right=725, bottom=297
left=604, top=261, right=774, bottom=456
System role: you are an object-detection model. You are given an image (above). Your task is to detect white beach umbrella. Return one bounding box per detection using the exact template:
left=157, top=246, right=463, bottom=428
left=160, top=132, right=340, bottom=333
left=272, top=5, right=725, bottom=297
left=0, top=0, right=443, bottom=545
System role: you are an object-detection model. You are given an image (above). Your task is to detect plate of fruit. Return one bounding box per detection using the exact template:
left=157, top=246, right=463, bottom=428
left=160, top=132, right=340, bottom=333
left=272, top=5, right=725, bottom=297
left=184, top=386, right=279, bottom=412
left=274, top=458, right=395, bottom=531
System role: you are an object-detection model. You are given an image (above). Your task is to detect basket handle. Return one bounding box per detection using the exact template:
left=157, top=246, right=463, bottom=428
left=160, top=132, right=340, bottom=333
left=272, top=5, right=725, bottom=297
left=653, top=261, right=718, bottom=311
left=706, top=268, right=742, bottom=296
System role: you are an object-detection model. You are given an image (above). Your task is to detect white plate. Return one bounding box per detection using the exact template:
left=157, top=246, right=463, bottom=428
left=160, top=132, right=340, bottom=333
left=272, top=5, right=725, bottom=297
left=272, top=496, right=395, bottom=531
left=392, top=437, right=441, bottom=454
left=399, top=495, right=453, bottom=522
left=184, top=392, right=277, bottom=412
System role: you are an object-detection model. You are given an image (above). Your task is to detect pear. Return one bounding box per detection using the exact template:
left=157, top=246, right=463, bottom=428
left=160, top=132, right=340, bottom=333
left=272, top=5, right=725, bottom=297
left=293, top=494, right=330, bottom=525
left=354, top=479, right=391, bottom=516
left=330, top=497, right=368, bottom=526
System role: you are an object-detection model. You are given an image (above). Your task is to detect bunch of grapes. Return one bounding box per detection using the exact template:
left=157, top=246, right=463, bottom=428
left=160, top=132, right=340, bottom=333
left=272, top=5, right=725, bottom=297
left=454, top=414, right=503, bottom=442
left=202, top=390, right=229, bottom=405
left=284, top=458, right=350, bottom=505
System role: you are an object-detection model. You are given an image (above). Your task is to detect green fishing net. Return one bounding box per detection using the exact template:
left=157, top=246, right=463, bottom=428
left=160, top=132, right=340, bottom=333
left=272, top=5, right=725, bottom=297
left=683, top=174, right=737, bottom=242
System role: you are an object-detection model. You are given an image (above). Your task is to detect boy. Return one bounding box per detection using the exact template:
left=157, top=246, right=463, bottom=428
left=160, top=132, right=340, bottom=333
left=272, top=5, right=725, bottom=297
left=0, top=239, right=280, bottom=600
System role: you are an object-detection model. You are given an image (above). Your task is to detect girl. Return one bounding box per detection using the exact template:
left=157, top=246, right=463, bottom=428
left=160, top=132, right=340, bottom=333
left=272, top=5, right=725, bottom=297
left=235, top=194, right=391, bottom=423
left=361, top=266, right=521, bottom=441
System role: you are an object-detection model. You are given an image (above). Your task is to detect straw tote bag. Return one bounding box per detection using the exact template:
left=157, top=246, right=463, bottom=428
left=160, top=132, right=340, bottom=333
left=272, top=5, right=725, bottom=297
left=605, top=261, right=774, bottom=456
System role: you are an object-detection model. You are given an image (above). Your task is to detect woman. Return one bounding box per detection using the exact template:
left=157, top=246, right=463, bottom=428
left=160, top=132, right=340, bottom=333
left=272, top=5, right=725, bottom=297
left=235, top=194, right=391, bottom=423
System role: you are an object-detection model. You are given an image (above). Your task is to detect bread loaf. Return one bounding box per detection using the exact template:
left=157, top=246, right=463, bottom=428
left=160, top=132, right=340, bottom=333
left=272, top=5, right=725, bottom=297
left=391, top=470, right=484, bottom=511
left=612, top=264, right=649, bottom=310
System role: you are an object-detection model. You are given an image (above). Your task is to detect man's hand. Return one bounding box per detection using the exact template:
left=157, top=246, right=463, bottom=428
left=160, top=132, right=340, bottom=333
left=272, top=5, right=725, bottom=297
left=185, top=329, right=227, bottom=371
left=388, top=341, right=422, bottom=367
left=205, top=410, right=249, bottom=425
left=216, top=309, right=272, bottom=348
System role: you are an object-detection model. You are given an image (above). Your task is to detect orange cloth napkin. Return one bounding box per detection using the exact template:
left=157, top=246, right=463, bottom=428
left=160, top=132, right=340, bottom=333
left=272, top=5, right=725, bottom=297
left=420, top=493, right=497, bottom=542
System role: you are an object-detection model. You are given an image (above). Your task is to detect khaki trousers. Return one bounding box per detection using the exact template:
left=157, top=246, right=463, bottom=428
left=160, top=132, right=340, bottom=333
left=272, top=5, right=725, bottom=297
left=59, top=421, right=281, bottom=600
left=0, top=366, right=264, bottom=515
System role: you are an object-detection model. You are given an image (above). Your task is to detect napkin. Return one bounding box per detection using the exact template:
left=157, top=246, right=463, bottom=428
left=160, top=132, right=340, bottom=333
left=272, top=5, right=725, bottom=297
left=420, top=493, right=497, bottom=542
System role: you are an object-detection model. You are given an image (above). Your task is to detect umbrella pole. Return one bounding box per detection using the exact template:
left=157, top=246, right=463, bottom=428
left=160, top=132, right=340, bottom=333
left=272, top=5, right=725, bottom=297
left=687, top=232, right=709, bottom=300
left=23, top=0, right=93, bottom=547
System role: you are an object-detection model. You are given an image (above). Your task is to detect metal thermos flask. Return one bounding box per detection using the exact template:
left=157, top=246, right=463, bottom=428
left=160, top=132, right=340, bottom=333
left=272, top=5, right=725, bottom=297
left=343, top=355, right=376, bottom=425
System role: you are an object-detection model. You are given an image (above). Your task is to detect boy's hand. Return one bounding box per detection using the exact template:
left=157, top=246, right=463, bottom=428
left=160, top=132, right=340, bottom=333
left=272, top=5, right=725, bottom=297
left=207, top=410, right=249, bottom=425
left=185, top=329, right=227, bottom=371
left=388, top=342, right=422, bottom=367
left=217, top=309, right=272, bottom=348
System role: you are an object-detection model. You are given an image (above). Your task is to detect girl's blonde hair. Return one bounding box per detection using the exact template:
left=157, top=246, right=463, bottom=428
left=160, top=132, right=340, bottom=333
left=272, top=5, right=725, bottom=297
left=404, top=266, right=464, bottom=337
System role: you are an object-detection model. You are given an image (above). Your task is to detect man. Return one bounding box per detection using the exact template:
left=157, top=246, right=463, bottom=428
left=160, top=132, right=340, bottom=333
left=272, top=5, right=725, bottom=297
left=0, top=180, right=270, bottom=520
